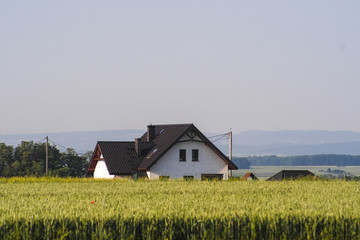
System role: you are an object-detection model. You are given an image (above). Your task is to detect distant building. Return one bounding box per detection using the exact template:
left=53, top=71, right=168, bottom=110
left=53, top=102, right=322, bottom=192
left=267, top=170, right=315, bottom=181
left=242, top=172, right=259, bottom=181
left=87, top=124, right=238, bottom=180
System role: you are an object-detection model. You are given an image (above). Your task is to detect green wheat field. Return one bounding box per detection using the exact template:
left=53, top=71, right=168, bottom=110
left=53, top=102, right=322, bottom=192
left=1, top=178, right=360, bottom=239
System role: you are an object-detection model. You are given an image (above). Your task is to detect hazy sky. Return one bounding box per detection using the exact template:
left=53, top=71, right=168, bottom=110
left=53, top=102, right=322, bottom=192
left=1, top=1, right=359, bottom=135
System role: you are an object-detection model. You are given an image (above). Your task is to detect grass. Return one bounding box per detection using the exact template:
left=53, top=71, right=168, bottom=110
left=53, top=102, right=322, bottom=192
left=1, top=178, right=360, bottom=239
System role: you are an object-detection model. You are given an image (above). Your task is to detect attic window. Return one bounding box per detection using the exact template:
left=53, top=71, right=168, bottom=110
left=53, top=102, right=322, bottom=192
left=146, top=148, right=158, bottom=159
left=179, top=149, right=186, bottom=161
left=192, top=149, right=199, bottom=161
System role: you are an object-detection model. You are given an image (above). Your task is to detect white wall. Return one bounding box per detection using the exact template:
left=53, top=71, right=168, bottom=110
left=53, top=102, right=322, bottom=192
left=147, top=135, right=228, bottom=180
left=93, top=160, right=115, bottom=179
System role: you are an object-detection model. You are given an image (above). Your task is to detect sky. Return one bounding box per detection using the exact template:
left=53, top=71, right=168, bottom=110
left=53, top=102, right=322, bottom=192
left=1, top=1, right=359, bottom=135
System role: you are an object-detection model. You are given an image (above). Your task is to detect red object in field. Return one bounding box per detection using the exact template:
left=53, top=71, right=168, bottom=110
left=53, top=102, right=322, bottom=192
left=91, top=201, right=95, bottom=204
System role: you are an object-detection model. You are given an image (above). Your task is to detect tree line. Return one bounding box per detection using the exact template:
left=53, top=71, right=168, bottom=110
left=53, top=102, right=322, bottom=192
left=231, top=157, right=251, bottom=169
left=247, top=154, right=360, bottom=166
left=0, top=141, right=91, bottom=177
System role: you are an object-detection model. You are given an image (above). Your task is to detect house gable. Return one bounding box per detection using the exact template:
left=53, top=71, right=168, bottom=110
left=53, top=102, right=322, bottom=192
left=94, top=159, right=115, bottom=179
left=146, top=138, right=229, bottom=179
left=138, top=124, right=237, bottom=171
left=177, top=129, right=205, bottom=143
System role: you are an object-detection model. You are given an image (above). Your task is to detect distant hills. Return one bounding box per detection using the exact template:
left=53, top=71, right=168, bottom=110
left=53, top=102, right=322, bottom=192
left=0, top=130, right=144, bottom=154
left=1, top=130, right=360, bottom=156
left=217, top=130, right=360, bottom=156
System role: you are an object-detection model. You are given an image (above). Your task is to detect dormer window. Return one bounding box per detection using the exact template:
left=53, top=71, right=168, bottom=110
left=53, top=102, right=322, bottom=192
left=179, top=149, right=186, bottom=161
left=146, top=148, right=158, bottom=159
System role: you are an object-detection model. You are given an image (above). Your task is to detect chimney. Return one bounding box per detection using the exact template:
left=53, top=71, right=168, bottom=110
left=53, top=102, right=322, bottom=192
left=147, top=124, right=156, bottom=142
left=135, top=138, right=141, bottom=156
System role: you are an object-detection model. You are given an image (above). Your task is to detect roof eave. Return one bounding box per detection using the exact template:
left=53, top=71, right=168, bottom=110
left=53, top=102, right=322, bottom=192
left=86, top=142, right=102, bottom=175
left=227, top=162, right=238, bottom=170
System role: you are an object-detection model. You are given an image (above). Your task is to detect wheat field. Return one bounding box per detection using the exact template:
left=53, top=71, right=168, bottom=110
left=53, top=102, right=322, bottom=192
left=0, top=177, right=359, bottom=239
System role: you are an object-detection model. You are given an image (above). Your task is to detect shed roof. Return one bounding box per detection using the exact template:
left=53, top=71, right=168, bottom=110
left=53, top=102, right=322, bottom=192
left=242, top=172, right=259, bottom=180
left=267, top=170, right=315, bottom=181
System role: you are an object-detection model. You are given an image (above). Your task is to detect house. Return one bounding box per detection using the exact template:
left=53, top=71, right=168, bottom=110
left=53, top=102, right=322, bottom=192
left=87, top=124, right=238, bottom=180
left=266, top=170, right=315, bottom=181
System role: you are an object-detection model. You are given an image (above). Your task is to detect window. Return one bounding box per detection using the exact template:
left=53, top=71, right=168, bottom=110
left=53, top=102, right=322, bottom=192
left=201, top=174, right=223, bottom=181
left=183, top=176, right=194, bottom=181
left=159, top=175, right=169, bottom=181
left=179, top=149, right=186, bottom=161
left=146, top=149, right=158, bottom=159
left=192, top=149, right=199, bottom=161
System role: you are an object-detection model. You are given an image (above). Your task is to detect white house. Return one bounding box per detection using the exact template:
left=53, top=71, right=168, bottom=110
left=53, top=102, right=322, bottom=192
left=87, top=124, right=238, bottom=180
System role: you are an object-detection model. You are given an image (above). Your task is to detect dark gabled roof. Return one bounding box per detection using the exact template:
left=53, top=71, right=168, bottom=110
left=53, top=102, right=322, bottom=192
left=267, top=170, right=315, bottom=181
left=89, top=141, right=153, bottom=175
left=138, top=124, right=238, bottom=170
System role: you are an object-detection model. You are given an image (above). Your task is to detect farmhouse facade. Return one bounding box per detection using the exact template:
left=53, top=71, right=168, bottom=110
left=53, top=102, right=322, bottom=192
left=87, top=124, right=238, bottom=180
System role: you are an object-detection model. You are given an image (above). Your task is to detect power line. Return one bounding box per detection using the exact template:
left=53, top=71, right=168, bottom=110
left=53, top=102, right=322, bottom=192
left=35, top=137, right=47, bottom=144
left=38, top=137, right=85, bottom=156
left=208, top=132, right=230, bottom=143
left=36, top=136, right=88, bottom=176
left=207, top=133, right=228, bottom=139
left=212, top=135, right=228, bottom=143
left=47, top=139, right=68, bottom=150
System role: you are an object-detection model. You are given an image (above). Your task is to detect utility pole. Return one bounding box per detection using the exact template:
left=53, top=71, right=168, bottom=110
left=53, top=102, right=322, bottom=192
left=45, top=136, right=49, bottom=176
left=229, top=129, right=232, bottom=178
